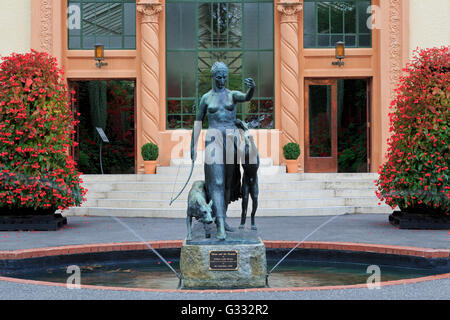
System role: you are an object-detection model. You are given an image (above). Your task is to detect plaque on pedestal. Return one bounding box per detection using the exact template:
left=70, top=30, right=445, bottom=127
left=180, top=222, right=267, bottom=289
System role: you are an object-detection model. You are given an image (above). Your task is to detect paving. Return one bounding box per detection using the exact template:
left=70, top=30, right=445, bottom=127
left=0, top=213, right=449, bottom=300
left=1, top=214, right=448, bottom=251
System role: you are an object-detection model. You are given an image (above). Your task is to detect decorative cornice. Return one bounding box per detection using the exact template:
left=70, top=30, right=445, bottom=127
left=137, top=0, right=163, bottom=24
left=277, top=0, right=303, bottom=23
left=40, top=0, right=53, bottom=53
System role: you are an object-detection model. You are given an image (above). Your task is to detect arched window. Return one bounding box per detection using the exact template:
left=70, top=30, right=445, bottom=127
left=67, top=0, right=136, bottom=50
left=166, top=0, right=274, bottom=129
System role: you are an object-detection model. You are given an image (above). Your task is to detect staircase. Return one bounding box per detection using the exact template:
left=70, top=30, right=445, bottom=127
left=64, top=155, right=393, bottom=218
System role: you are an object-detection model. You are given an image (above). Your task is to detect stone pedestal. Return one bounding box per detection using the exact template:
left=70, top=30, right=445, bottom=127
left=180, top=223, right=267, bottom=289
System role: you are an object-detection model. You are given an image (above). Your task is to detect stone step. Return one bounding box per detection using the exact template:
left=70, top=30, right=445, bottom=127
left=81, top=173, right=295, bottom=184
left=335, top=189, right=377, bottom=197
left=80, top=197, right=388, bottom=211
left=84, top=189, right=338, bottom=201
left=354, top=206, right=394, bottom=214
left=80, top=173, right=304, bottom=183
left=300, top=173, right=378, bottom=180
left=80, top=173, right=378, bottom=183
left=80, top=180, right=376, bottom=193
left=71, top=172, right=387, bottom=218
left=81, top=172, right=295, bottom=183
left=323, top=181, right=376, bottom=189
left=344, top=197, right=384, bottom=206
left=154, top=170, right=378, bottom=180
left=65, top=205, right=381, bottom=218
left=80, top=197, right=356, bottom=209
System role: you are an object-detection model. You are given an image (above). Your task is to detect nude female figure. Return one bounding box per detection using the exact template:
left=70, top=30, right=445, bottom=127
left=190, top=62, right=255, bottom=240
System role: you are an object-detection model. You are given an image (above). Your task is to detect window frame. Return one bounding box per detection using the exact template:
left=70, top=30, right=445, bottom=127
left=165, top=0, right=275, bottom=130
left=303, top=0, right=372, bottom=49
left=67, top=0, right=137, bottom=50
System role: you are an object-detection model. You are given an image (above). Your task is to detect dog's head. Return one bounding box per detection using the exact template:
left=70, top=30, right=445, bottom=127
left=196, top=200, right=213, bottom=224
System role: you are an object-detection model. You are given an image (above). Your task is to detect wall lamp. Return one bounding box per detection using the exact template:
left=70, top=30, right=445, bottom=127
left=94, top=44, right=108, bottom=68
left=332, top=41, right=345, bottom=67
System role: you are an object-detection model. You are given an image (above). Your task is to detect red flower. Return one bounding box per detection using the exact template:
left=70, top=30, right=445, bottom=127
left=376, top=46, right=449, bottom=215
left=0, top=50, right=87, bottom=211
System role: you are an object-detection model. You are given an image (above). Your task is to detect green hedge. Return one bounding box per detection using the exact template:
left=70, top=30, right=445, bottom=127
left=283, top=143, right=301, bottom=160
left=141, top=142, right=159, bottom=161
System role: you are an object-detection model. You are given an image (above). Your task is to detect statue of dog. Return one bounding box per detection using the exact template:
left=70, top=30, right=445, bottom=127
left=235, top=120, right=260, bottom=230
left=186, top=181, right=214, bottom=241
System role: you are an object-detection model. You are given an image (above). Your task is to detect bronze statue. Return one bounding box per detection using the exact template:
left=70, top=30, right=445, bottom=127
left=236, top=120, right=260, bottom=231
left=190, top=62, right=256, bottom=240
left=186, top=181, right=214, bottom=241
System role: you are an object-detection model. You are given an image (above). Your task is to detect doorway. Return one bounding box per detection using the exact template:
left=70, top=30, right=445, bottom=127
left=69, top=80, right=136, bottom=174
left=304, top=78, right=370, bottom=173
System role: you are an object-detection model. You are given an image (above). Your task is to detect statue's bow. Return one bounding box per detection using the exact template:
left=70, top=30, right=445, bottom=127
left=169, top=159, right=195, bottom=206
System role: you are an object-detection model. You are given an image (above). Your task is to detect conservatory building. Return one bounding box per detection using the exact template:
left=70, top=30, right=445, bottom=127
left=1, top=0, right=449, bottom=174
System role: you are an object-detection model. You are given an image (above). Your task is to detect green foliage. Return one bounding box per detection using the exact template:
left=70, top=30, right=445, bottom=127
left=88, top=81, right=107, bottom=142
left=338, top=123, right=367, bottom=172
left=77, top=80, right=135, bottom=174
left=141, top=143, right=159, bottom=161
left=283, top=143, right=301, bottom=160
left=78, top=150, right=91, bottom=170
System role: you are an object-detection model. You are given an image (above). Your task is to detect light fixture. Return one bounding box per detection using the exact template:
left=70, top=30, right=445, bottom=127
left=94, top=44, right=108, bottom=68
left=332, top=41, right=345, bottom=67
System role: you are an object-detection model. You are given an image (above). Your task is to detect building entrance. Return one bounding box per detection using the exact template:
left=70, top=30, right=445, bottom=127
left=69, top=80, right=136, bottom=174
left=305, top=78, right=370, bottom=173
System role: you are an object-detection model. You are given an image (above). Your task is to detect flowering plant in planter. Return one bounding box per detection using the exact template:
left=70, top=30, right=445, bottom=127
left=376, top=46, right=449, bottom=216
left=0, top=50, right=87, bottom=215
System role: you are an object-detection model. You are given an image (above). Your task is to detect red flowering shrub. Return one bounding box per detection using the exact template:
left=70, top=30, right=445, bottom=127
left=376, top=46, right=450, bottom=215
left=0, top=50, right=87, bottom=214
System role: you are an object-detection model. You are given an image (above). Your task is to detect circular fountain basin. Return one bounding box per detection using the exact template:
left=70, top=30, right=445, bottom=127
left=0, top=241, right=449, bottom=291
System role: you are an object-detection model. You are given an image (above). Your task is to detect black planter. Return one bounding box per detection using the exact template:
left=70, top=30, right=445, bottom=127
left=0, top=207, right=55, bottom=217
left=398, top=204, right=446, bottom=216
left=0, top=207, right=67, bottom=231
left=389, top=209, right=450, bottom=230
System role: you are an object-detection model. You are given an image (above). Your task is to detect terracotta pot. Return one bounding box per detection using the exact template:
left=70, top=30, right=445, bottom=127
left=143, top=160, right=157, bottom=174
left=285, top=159, right=298, bottom=173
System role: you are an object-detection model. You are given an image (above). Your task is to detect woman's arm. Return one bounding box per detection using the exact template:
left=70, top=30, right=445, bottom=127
left=232, top=78, right=256, bottom=103
left=191, top=95, right=207, bottom=161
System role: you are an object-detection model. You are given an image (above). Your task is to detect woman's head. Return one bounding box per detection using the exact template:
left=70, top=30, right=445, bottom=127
left=211, top=62, right=228, bottom=76
left=211, top=62, right=228, bottom=90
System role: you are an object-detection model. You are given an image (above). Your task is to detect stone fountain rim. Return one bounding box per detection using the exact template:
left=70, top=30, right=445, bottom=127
left=0, top=240, right=449, bottom=293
